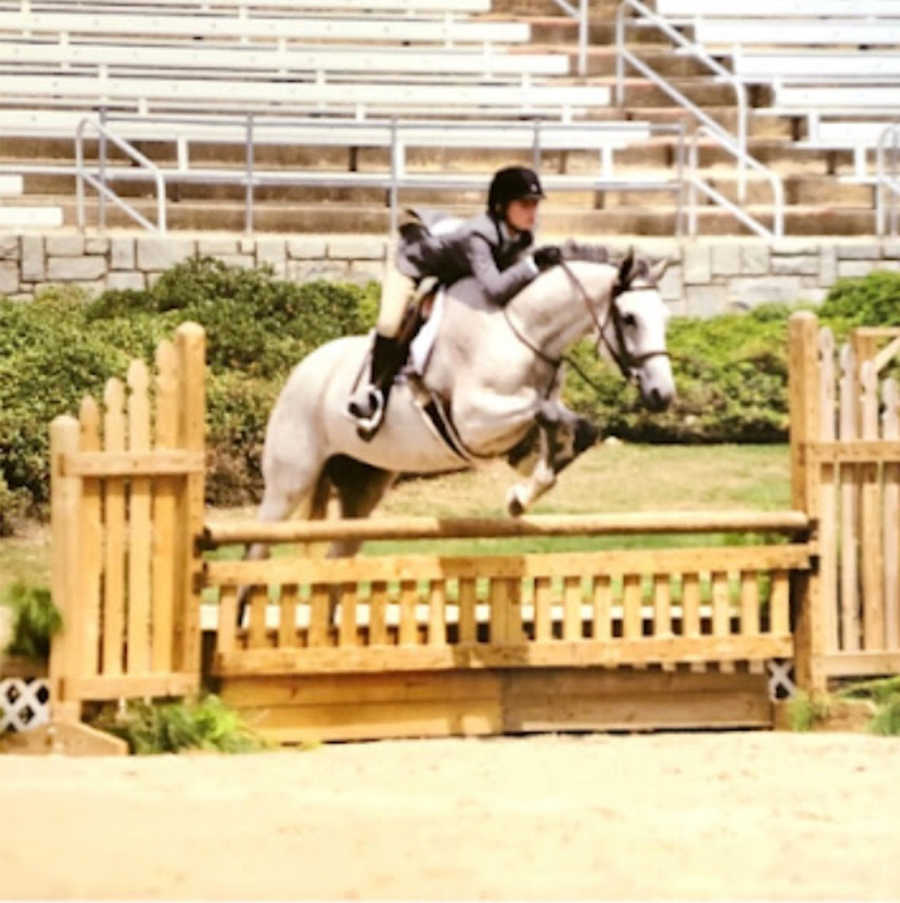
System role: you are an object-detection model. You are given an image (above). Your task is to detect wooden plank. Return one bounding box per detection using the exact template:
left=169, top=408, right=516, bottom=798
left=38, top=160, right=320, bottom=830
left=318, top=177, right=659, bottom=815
left=505, top=578, right=525, bottom=644
left=653, top=573, right=671, bottom=638
left=217, top=586, right=238, bottom=654
left=48, top=415, right=82, bottom=722
left=214, top=634, right=793, bottom=676
left=308, top=583, right=330, bottom=647
left=428, top=580, right=447, bottom=647
left=458, top=577, right=477, bottom=644
left=882, top=379, right=900, bottom=650
left=399, top=579, right=418, bottom=646
left=248, top=585, right=268, bottom=649
left=860, top=361, right=885, bottom=650
left=805, top=441, right=900, bottom=463
left=151, top=339, right=178, bottom=673
left=839, top=342, right=860, bottom=652
left=740, top=571, right=759, bottom=637
left=534, top=576, right=552, bottom=642
left=770, top=570, right=790, bottom=636
left=369, top=582, right=389, bottom=646
left=623, top=573, right=642, bottom=640
left=78, top=397, right=102, bottom=679
left=126, top=360, right=152, bottom=675
left=592, top=575, right=611, bottom=641
left=204, top=509, right=810, bottom=545
left=62, top=449, right=205, bottom=476
left=711, top=572, right=730, bottom=637
left=503, top=670, right=772, bottom=733
left=65, top=672, right=200, bottom=701
left=102, top=377, right=126, bottom=677
left=175, top=322, right=205, bottom=678
left=818, top=326, right=839, bottom=655
left=488, top=577, right=506, bottom=644
left=789, top=312, right=820, bottom=514
left=278, top=584, right=299, bottom=648
left=339, top=582, right=357, bottom=647
left=205, top=544, right=811, bottom=586
left=563, top=575, right=581, bottom=641
left=820, top=651, right=900, bottom=677
left=682, top=573, right=701, bottom=638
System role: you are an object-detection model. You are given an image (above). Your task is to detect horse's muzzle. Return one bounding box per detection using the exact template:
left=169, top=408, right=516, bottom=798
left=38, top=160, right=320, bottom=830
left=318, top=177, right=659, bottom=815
left=643, top=386, right=673, bottom=413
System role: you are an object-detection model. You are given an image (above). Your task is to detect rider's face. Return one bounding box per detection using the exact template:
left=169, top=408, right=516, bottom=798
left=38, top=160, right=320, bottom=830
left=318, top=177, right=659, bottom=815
left=505, top=197, right=540, bottom=233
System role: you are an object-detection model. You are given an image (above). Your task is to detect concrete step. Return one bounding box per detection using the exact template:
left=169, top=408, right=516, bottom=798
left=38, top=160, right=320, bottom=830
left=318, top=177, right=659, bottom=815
left=624, top=106, right=793, bottom=139
left=512, top=15, right=665, bottom=45
left=491, top=0, right=621, bottom=15
left=0, top=174, right=23, bottom=196
left=0, top=205, right=63, bottom=227
left=45, top=194, right=879, bottom=236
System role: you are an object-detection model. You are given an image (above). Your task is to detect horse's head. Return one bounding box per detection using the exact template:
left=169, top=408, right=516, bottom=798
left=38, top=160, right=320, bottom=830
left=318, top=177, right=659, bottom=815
left=600, top=249, right=675, bottom=413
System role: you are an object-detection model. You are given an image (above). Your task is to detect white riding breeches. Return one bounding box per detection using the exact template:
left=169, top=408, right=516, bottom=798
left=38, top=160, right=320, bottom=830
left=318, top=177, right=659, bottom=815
left=377, top=264, right=416, bottom=338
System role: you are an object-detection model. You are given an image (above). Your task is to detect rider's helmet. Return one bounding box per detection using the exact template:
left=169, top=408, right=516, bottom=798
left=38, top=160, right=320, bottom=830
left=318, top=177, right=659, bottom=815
left=487, top=166, right=545, bottom=218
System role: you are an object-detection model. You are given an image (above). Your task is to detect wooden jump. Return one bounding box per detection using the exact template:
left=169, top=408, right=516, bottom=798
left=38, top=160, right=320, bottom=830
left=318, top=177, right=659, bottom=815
left=40, top=311, right=900, bottom=750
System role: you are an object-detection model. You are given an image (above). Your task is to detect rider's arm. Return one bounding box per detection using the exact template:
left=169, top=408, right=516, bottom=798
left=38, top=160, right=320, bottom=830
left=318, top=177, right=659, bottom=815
left=466, top=234, right=539, bottom=306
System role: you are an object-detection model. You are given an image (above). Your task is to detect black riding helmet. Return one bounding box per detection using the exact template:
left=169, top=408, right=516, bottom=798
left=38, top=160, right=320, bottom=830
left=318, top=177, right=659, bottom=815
left=487, top=166, right=545, bottom=217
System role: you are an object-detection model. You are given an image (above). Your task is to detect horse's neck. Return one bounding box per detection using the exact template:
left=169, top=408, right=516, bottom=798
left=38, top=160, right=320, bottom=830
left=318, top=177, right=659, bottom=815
left=509, top=263, right=615, bottom=359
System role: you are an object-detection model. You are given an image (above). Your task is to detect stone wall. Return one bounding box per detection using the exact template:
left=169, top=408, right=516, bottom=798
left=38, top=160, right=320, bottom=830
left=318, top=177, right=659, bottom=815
left=2, top=231, right=899, bottom=315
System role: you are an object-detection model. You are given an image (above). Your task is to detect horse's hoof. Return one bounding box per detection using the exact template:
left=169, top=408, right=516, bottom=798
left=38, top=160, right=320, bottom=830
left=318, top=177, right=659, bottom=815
left=506, top=487, right=525, bottom=518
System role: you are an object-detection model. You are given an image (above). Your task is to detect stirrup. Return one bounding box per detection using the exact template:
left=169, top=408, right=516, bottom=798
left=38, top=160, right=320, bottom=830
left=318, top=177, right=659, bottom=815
left=349, top=388, right=385, bottom=441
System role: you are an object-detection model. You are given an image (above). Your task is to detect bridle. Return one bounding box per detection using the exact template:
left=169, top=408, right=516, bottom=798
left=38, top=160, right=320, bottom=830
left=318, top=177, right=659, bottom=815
left=502, top=259, right=670, bottom=395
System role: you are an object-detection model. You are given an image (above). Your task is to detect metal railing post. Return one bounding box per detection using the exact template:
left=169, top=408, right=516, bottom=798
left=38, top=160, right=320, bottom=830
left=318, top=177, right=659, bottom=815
left=245, top=112, right=254, bottom=235
left=532, top=119, right=542, bottom=171
left=389, top=118, right=399, bottom=237
left=578, top=0, right=588, bottom=78
left=99, top=106, right=107, bottom=231
left=615, top=4, right=626, bottom=107
left=75, top=119, right=86, bottom=231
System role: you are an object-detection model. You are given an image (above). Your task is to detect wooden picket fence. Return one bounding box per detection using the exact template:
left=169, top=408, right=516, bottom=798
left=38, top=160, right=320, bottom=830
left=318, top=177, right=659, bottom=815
left=47, top=322, right=205, bottom=741
left=791, top=314, right=900, bottom=684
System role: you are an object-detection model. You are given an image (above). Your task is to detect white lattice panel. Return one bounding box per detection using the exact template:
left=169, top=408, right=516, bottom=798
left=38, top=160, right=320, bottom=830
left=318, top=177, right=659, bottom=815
left=1, top=677, right=51, bottom=732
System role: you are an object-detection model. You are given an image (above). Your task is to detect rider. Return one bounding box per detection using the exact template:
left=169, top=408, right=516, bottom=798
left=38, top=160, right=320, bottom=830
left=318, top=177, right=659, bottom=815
left=347, top=165, right=563, bottom=437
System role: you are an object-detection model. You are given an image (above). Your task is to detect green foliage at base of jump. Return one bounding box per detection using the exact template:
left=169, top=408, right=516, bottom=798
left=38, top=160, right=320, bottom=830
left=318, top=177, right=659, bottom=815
left=1, top=259, right=899, bottom=516
left=89, top=694, right=272, bottom=754
left=1, top=581, right=62, bottom=661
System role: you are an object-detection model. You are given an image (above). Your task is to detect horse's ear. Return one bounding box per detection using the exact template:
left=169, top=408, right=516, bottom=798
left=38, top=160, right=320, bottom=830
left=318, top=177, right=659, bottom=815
left=648, top=255, right=673, bottom=285
left=617, top=246, right=635, bottom=287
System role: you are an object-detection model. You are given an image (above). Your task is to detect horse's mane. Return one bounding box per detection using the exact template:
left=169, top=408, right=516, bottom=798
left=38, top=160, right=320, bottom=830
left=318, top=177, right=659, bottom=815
left=559, top=240, right=661, bottom=284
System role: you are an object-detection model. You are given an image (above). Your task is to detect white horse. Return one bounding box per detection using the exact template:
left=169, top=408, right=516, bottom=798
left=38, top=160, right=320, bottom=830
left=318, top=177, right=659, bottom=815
left=243, top=249, right=674, bottom=571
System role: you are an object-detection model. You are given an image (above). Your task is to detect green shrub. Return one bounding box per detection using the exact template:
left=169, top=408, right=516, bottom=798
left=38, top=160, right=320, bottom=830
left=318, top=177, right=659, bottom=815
left=564, top=303, right=793, bottom=443
left=818, top=269, right=900, bottom=331
left=1, top=581, right=61, bottom=661
left=0, top=258, right=378, bottom=513
left=89, top=694, right=270, bottom=754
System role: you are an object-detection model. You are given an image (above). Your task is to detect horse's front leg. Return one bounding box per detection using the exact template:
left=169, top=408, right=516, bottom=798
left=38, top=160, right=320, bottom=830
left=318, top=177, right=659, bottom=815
left=505, top=401, right=599, bottom=517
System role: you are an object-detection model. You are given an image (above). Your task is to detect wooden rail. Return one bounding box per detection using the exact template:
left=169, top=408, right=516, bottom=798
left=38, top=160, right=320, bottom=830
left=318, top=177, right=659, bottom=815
left=203, top=510, right=810, bottom=546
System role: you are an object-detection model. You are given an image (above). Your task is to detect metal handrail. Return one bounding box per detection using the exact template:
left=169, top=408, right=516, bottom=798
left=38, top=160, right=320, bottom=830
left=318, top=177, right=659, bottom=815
left=75, top=116, right=167, bottom=232
left=88, top=113, right=687, bottom=236
left=687, top=125, right=783, bottom=239
left=876, top=122, right=900, bottom=237
left=550, top=0, right=589, bottom=77
left=615, top=0, right=750, bottom=199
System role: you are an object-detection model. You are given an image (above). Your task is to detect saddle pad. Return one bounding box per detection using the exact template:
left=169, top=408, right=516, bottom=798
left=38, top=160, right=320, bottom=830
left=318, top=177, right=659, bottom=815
left=408, top=286, right=445, bottom=377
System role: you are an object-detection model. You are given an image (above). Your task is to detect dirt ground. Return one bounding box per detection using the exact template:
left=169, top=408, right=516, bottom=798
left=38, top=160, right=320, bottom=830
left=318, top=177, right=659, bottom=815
left=2, top=731, right=899, bottom=901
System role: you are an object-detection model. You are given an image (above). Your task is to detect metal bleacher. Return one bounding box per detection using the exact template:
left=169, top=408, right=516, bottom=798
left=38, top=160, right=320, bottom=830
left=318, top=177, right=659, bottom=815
left=619, top=0, right=900, bottom=236
left=0, top=0, right=700, bottom=236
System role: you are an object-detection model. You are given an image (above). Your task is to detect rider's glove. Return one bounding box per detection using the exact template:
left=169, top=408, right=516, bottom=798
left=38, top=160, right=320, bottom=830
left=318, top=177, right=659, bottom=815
left=533, top=245, right=563, bottom=271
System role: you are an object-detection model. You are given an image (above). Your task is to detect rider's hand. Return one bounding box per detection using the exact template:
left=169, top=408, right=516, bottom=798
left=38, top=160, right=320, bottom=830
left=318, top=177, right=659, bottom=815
left=533, top=245, right=562, bottom=271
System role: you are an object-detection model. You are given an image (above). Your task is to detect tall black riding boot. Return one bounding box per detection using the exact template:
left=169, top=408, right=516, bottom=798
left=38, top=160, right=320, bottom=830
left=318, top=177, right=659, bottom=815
left=347, top=332, right=406, bottom=439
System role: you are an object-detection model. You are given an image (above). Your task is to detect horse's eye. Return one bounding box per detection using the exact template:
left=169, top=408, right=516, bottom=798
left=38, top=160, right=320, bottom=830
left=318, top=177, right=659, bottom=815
left=622, top=313, right=637, bottom=328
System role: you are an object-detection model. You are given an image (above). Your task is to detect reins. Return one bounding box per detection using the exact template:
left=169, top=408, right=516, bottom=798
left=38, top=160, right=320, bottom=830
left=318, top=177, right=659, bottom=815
left=502, top=259, right=671, bottom=397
